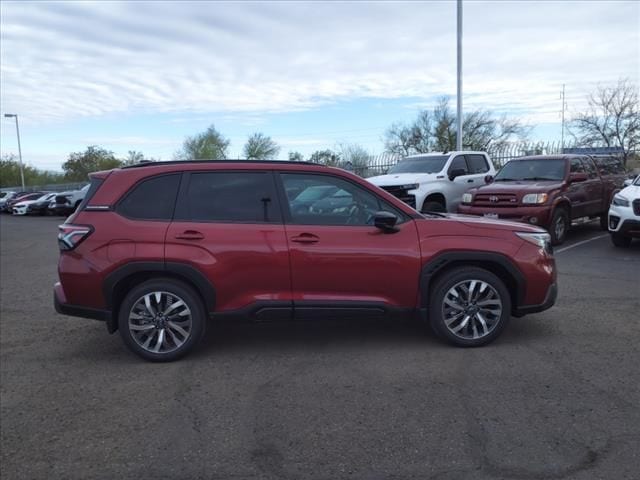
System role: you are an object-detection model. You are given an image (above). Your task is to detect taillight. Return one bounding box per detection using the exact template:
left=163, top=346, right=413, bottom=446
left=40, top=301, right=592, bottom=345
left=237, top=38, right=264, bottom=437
left=58, top=224, right=93, bottom=251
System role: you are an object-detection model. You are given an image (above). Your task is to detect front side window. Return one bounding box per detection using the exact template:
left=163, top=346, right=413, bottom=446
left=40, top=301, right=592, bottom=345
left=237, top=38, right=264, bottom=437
left=581, top=158, right=598, bottom=178
left=570, top=158, right=585, bottom=173
left=117, top=174, right=180, bottom=220
left=466, top=154, right=490, bottom=174
left=180, top=172, right=280, bottom=223
left=448, top=156, right=469, bottom=175
left=281, top=173, right=399, bottom=226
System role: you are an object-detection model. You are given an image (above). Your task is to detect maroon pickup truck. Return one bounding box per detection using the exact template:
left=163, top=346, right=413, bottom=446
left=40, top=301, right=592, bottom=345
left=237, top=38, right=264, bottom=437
left=458, top=154, right=626, bottom=245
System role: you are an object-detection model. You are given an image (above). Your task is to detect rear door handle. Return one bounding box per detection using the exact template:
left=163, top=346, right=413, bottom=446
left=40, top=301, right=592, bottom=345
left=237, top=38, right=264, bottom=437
left=291, top=233, right=319, bottom=244
left=175, top=230, right=204, bottom=240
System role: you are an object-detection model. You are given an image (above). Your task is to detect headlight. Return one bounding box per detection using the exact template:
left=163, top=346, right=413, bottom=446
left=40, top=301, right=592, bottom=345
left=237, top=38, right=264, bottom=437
left=612, top=195, right=630, bottom=207
left=462, top=193, right=473, bottom=203
left=516, top=232, right=552, bottom=252
left=402, top=184, right=419, bottom=190
left=522, top=193, right=549, bottom=204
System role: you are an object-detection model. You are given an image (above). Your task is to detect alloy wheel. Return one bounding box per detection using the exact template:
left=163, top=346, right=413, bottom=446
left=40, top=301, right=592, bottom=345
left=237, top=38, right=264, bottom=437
left=441, top=280, right=503, bottom=340
left=128, top=291, right=193, bottom=354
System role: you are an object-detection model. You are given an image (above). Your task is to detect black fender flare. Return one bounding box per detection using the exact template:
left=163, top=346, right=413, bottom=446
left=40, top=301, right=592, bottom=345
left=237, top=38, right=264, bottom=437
left=419, top=250, right=525, bottom=310
left=103, top=261, right=216, bottom=332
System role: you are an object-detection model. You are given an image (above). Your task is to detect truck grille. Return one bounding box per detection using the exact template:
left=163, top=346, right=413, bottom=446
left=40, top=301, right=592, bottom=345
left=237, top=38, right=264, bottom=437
left=473, top=193, right=518, bottom=207
left=633, top=199, right=640, bottom=216
left=379, top=186, right=416, bottom=208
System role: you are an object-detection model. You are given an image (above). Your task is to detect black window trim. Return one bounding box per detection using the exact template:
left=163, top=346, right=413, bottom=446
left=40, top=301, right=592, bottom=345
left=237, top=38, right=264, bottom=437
left=173, top=170, right=284, bottom=225
left=446, top=155, right=471, bottom=176
left=275, top=171, right=411, bottom=227
left=115, top=172, right=183, bottom=222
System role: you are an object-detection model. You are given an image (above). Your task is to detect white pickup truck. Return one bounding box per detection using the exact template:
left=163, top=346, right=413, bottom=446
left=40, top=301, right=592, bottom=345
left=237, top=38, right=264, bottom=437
left=368, top=151, right=496, bottom=213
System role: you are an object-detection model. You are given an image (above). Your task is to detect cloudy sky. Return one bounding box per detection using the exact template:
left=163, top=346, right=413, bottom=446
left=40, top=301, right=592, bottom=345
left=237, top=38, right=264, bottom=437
left=1, top=0, right=638, bottom=171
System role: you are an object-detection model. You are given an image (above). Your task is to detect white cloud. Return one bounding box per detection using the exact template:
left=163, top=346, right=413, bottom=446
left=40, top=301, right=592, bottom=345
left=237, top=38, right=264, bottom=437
left=0, top=0, right=638, bottom=127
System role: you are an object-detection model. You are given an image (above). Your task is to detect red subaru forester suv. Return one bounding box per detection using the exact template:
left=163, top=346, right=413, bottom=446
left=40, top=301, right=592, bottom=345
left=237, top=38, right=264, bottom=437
left=54, top=160, right=557, bottom=361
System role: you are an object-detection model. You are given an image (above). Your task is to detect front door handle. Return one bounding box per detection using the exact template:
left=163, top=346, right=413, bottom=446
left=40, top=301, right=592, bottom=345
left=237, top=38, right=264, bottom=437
left=467, top=179, right=474, bottom=183
left=175, top=230, right=204, bottom=240
left=291, top=233, right=319, bottom=244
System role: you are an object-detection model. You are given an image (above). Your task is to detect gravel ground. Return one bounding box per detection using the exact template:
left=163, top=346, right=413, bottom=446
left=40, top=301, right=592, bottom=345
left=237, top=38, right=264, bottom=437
left=1, top=214, right=639, bottom=480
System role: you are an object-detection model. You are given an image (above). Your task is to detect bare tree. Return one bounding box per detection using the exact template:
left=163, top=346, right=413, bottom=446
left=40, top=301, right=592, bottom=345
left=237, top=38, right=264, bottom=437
left=288, top=151, right=304, bottom=161
left=570, top=78, right=639, bottom=165
left=243, top=133, right=280, bottom=160
left=384, top=97, right=529, bottom=155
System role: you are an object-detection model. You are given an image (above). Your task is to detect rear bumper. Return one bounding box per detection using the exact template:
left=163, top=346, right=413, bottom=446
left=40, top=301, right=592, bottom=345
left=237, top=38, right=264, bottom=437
left=513, top=282, right=558, bottom=317
left=54, top=282, right=110, bottom=322
left=458, top=204, right=551, bottom=228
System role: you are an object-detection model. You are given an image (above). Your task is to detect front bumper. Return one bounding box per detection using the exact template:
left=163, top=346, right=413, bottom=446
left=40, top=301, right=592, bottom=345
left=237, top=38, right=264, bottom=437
left=513, top=282, right=558, bottom=317
left=457, top=204, right=551, bottom=228
left=12, top=207, right=27, bottom=215
left=608, top=204, right=640, bottom=235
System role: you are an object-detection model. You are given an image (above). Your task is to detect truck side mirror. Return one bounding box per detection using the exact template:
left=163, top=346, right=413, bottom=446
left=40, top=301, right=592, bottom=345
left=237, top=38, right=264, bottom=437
left=484, top=175, right=494, bottom=184
left=569, top=172, right=588, bottom=183
left=449, top=169, right=466, bottom=181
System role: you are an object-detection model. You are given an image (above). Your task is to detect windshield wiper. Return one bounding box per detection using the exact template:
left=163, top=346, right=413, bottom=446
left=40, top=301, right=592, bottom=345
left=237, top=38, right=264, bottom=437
left=493, top=178, right=517, bottom=181
left=521, top=177, right=557, bottom=181
left=421, top=211, right=447, bottom=218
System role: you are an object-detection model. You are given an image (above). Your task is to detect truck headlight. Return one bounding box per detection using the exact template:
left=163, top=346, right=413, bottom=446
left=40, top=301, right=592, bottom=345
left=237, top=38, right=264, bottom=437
left=462, top=193, right=473, bottom=203
left=612, top=194, right=630, bottom=207
left=402, top=184, right=419, bottom=191
left=522, top=193, right=549, bottom=204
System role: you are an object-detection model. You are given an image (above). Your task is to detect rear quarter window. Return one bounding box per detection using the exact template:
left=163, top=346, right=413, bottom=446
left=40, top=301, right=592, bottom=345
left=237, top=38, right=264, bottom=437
left=116, top=174, right=181, bottom=220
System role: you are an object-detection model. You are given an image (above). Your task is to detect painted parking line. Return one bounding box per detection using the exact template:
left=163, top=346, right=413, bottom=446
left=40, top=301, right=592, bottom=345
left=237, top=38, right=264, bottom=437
left=555, top=234, right=609, bottom=254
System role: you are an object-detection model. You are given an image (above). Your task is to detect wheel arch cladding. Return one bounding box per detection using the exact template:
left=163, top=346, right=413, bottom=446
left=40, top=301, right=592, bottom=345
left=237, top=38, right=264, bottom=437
left=419, top=251, right=524, bottom=314
left=103, top=262, right=216, bottom=333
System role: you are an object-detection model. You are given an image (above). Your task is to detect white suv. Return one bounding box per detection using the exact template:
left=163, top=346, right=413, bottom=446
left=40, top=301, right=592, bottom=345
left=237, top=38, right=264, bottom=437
left=367, top=151, right=496, bottom=213
left=608, top=174, right=640, bottom=247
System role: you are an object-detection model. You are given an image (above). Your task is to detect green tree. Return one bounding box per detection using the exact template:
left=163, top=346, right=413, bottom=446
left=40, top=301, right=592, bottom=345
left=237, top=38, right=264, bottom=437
left=175, top=124, right=230, bottom=160
left=62, top=146, right=123, bottom=181
left=570, top=78, right=639, bottom=165
left=384, top=97, right=528, bottom=155
left=243, top=133, right=280, bottom=160
left=288, top=151, right=304, bottom=162
left=0, top=154, right=65, bottom=188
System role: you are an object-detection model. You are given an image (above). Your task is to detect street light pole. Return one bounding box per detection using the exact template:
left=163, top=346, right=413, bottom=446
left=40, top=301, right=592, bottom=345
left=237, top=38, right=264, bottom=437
left=456, top=0, right=463, bottom=151
left=4, top=114, right=25, bottom=190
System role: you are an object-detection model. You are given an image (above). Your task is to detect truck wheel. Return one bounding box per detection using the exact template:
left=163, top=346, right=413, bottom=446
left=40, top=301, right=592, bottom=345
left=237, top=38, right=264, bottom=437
left=610, top=233, right=631, bottom=248
left=421, top=201, right=446, bottom=213
left=549, top=208, right=569, bottom=245
left=428, top=267, right=511, bottom=347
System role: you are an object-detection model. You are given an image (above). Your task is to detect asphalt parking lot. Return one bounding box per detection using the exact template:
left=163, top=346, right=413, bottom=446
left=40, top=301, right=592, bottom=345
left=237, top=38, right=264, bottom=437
left=1, top=214, right=639, bottom=480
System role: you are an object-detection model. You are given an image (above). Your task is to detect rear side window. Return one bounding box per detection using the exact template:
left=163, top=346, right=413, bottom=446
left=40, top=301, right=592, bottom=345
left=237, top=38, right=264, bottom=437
left=177, top=172, right=281, bottom=223
left=593, top=156, right=625, bottom=175
left=466, top=154, right=490, bottom=174
left=117, top=174, right=181, bottom=220
left=78, top=178, right=104, bottom=211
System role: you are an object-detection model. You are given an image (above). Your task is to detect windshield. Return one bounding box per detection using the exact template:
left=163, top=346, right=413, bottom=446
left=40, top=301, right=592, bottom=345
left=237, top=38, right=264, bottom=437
left=388, top=155, right=448, bottom=174
left=634, top=176, right=640, bottom=186
left=494, top=159, right=566, bottom=181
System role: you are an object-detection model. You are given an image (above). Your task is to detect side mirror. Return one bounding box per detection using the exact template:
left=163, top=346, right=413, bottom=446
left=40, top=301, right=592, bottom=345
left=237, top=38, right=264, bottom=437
left=449, top=169, right=466, bottom=181
left=484, top=174, right=494, bottom=184
left=569, top=172, right=588, bottom=183
left=373, top=211, right=399, bottom=233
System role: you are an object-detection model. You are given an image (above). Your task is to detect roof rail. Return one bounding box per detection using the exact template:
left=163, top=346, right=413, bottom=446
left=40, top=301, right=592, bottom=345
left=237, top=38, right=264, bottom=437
left=121, top=159, right=319, bottom=169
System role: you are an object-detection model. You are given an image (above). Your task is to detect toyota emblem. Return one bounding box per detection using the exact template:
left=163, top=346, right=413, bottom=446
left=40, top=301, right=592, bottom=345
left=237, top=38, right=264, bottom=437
left=489, top=196, right=499, bottom=203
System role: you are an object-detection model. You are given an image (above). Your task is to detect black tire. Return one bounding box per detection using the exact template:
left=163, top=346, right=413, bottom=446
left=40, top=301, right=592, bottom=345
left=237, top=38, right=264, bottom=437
left=599, top=213, right=608, bottom=231
left=421, top=201, right=446, bottom=213
left=549, top=208, right=569, bottom=246
left=610, top=233, right=632, bottom=248
left=428, top=267, right=511, bottom=347
left=118, top=278, right=207, bottom=362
